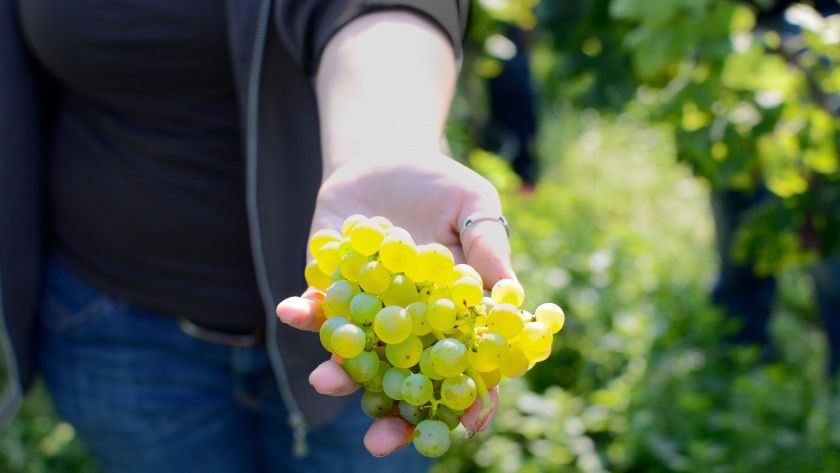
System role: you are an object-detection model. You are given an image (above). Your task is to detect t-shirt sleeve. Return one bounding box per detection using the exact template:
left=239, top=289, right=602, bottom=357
left=273, top=0, right=469, bottom=75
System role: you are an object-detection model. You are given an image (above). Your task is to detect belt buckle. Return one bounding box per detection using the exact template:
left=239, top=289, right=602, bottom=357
left=178, top=318, right=263, bottom=348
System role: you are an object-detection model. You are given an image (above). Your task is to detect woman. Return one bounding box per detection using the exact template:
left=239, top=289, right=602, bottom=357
left=1, top=1, right=511, bottom=472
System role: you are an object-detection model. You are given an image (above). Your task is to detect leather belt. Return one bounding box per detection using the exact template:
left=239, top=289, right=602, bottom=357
left=178, top=318, right=264, bottom=347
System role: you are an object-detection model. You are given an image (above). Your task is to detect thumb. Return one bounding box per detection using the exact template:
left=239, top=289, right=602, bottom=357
left=458, top=209, right=516, bottom=290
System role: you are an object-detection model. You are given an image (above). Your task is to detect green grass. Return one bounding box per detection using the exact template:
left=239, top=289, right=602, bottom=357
left=3, top=108, right=839, bottom=472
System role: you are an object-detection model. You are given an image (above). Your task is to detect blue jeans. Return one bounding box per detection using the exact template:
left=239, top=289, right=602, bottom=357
left=37, top=259, right=429, bottom=473
left=711, top=190, right=840, bottom=373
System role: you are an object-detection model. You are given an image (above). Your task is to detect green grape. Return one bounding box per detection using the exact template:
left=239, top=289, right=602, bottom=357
left=361, top=390, right=394, bottom=418
left=315, top=241, right=341, bottom=275
left=385, top=335, right=423, bottom=369
left=415, top=243, right=455, bottom=285
left=342, top=351, right=380, bottom=383
left=339, top=251, right=370, bottom=282
left=447, top=263, right=482, bottom=287
left=487, top=303, right=524, bottom=339
left=318, top=316, right=349, bottom=353
left=413, top=420, right=451, bottom=458
left=434, top=405, right=461, bottom=430
left=419, top=347, right=444, bottom=380
left=401, top=373, right=433, bottom=406
left=440, top=374, right=477, bottom=410
left=304, top=260, right=331, bottom=291
left=349, top=220, right=385, bottom=256
left=475, top=332, right=509, bottom=367
left=491, top=278, right=524, bottom=308
left=535, top=302, right=565, bottom=334
left=349, top=292, right=382, bottom=325
left=450, top=276, right=483, bottom=309
left=373, top=306, right=412, bottom=344
left=323, top=280, right=359, bottom=318
left=499, top=347, right=529, bottom=378
left=406, top=302, right=431, bottom=336
left=381, top=274, right=419, bottom=307
left=399, top=401, right=427, bottom=425
left=429, top=338, right=468, bottom=377
left=379, top=229, right=417, bottom=274
left=330, top=323, right=366, bottom=359
left=341, top=214, right=367, bottom=237
left=370, top=215, right=393, bottom=229
left=427, top=298, right=457, bottom=333
left=363, top=362, right=390, bottom=392
left=480, top=368, right=501, bottom=389
left=357, top=261, right=392, bottom=295
left=517, top=321, right=552, bottom=360
left=382, top=367, right=411, bottom=401
left=308, top=228, right=342, bottom=259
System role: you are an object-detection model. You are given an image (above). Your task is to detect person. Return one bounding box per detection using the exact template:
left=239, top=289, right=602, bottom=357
left=712, top=0, right=840, bottom=375
left=480, top=26, right=540, bottom=189
left=0, top=1, right=511, bottom=472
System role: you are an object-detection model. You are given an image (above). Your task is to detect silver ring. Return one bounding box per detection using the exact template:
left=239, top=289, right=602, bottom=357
left=460, top=212, right=509, bottom=239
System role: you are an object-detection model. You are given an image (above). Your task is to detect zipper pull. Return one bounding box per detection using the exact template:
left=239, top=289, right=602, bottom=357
left=289, top=412, right=309, bottom=458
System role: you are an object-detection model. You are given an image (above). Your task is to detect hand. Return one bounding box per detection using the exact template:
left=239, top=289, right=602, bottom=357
left=276, top=154, right=513, bottom=456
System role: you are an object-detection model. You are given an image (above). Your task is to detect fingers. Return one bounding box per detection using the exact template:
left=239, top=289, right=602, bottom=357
left=459, top=217, right=516, bottom=289
left=460, top=386, right=500, bottom=436
left=275, top=288, right=324, bottom=332
left=364, top=416, right=414, bottom=457
left=308, top=359, right=361, bottom=396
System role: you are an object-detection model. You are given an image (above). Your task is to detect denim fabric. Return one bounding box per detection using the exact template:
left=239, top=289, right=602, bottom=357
left=37, top=259, right=430, bottom=473
left=711, top=190, right=840, bottom=373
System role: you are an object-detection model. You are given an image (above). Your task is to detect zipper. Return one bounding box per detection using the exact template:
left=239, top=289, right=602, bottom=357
left=244, top=0, right=309, bottom=458
left=0, top=271, right=23, bottom=427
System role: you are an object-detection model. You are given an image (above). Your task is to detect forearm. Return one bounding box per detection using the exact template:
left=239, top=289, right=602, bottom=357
left=315, top=11, right=458, bottom=178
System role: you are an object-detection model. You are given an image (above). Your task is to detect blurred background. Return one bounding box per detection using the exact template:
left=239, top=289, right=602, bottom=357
left=5, top=0, right=840, bottom=471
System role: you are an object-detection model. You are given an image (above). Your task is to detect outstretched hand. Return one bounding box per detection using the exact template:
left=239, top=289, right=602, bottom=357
left=276, top=154, right=513, bottom=456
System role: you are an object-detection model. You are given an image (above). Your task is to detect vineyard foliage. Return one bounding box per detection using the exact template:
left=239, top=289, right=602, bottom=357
left=468, top=0, right=840, bottom=275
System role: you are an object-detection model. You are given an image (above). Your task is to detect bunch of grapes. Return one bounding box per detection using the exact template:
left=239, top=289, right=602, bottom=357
left=305, top=215, right=566, bottom=457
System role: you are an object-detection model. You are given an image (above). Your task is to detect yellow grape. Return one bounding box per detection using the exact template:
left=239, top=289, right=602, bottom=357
left=486, top=303, right=524, bottom=339
left=499, top=347, right=529, bottom=378
left=341, top=214, right=367, bottom=237
left=427, top=299, right=457, bottom=333
left=357, top=261, right=392, bottom=295
left=350, top=220, right=385, bottom=256
left=480, top=368, right=502, bottom=389
left=330, top=323, right=366, bottom=359
left=447, top=263, right=482, bottom=287
left=517, top=321, right=552, bottom=359
left=379, top=229, right=417, bottom=274
left=406, top=302, right=431, bottom=336
left=450, top=277, right=483, bottom=309
left=339, top=251, right=370, bottom=282
left=535, top=303, right=565, bottom=334
left=304, top=260, right=331, bottom=290
left=315, top=241, right=341, bottom=275
left=370, top=215, right=393, bottom=229
left=373, top=306, right=412, bottom=344
left=308, top=228, right=342, bottom=259
left=381, top=274, right=419, bottom=307
left=415, top=244, right=454, bottom=284
left=491, top=278, right=524, bottom=308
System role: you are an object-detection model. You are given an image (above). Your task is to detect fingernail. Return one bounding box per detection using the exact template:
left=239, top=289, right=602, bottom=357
left=465, top=428, right=475, bottom=439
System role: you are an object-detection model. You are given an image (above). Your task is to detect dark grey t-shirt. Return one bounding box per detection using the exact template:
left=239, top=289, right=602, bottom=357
left=19, top=0, right=264, bottom=332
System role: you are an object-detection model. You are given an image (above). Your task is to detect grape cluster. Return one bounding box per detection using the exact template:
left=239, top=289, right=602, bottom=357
left=305, top=215, right=566, bottom=457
